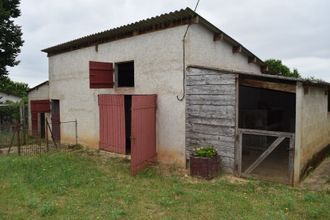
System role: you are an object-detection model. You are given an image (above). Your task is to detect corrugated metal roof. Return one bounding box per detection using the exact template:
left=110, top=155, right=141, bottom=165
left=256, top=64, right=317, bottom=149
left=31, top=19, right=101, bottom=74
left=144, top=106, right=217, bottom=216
left=28, top=80, right=49, bottom=93
left=41, top=7, right=266, bottom=67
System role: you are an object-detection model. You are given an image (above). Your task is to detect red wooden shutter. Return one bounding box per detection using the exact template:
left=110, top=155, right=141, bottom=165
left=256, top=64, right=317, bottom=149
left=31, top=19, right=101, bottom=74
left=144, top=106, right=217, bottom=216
left=131, top=95, right=157, bottom=175
left=98, top=94, right=126, bottom=154
left=90, top=61, right=114, bottom=88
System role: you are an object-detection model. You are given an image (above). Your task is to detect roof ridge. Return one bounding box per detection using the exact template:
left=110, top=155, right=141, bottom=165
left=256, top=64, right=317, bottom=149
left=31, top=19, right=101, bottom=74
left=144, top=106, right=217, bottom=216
left=42, top=7, right=196, bottom=54
left=41, top=7, right=266, bottom=70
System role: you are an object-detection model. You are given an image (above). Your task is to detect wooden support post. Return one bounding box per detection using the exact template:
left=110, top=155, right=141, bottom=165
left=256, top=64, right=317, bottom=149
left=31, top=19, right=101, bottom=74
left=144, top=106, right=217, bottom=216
left=46, top=120, right=49, bottom=152
left=237, top=131, right=243, bottom=176
left=46, top=119, right=58, bottom=149
left=244, top=136, right=286, bottom=174
left=7, top=128, right=15, bottom=155
left=17, top=124, right=21, bottom=156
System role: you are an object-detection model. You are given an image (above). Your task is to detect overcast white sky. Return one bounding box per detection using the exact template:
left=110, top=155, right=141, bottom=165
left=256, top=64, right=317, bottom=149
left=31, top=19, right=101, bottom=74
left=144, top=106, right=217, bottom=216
left=8, top=0, right=330, bottom=87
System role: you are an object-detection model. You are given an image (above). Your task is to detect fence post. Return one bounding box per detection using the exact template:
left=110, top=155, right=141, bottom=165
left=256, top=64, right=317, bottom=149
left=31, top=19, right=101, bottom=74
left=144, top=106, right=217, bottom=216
left=7, top=126, right=15, bottom=155
left=46, top=119, right=58, bottom=149
left=46, top=119, right=49, bottom=152
left=75, top=119, right=78, bottom=145
left=17, top=123, right=21, bottom=156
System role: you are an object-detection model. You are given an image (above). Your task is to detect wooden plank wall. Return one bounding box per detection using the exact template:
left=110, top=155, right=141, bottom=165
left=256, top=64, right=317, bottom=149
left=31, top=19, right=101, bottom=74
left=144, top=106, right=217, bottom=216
left=186, top=67, right=237, bottom=173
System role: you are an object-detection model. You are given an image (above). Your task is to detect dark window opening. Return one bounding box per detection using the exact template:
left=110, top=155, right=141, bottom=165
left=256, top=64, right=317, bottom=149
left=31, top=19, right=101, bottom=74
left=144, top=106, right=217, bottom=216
left=239, top=85, right=296, bottom=132
left=124, top=95, right=132, bottom=155
left=117, top=61, right=134, bottom=87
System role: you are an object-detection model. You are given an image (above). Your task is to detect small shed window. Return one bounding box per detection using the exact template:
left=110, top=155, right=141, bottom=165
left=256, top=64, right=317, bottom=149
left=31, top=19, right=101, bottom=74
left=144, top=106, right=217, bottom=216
left=116, top=61, right=134, bottom=87
left=89, top=61, right=114, bottom=88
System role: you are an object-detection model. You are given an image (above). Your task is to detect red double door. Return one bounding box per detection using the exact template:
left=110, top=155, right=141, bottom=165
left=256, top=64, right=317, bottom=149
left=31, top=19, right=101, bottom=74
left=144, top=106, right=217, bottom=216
left=31, top=100, right=50, bottom=137
left=98, top=94, right=157, bottom=175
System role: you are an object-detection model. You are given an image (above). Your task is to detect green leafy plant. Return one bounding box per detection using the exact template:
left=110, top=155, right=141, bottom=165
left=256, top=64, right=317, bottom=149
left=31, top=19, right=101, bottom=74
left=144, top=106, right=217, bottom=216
left=193, top=146, right=218, bottom=158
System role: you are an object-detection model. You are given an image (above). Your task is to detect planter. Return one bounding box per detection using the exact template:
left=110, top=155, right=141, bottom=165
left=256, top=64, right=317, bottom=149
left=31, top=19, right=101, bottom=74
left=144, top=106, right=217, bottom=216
left=190, top=155, right=220, bottom=179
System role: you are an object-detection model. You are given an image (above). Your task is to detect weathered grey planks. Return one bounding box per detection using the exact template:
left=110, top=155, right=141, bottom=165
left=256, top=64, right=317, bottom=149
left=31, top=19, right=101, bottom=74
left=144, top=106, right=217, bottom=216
left=186, top=74, right=235, bottom=86
left=186, top=123, right=235, bottom=136
left=187, top=117, right=235, bottom=127
left=186, top=84, right=236, bottom=95
left=186, top=67, right=237, bottom=173
left=186, top=94, right=235, bottom=106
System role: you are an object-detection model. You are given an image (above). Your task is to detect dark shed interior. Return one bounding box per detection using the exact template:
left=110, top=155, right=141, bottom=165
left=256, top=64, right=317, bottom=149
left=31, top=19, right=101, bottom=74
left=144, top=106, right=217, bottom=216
left=239, top=84, right=296, bottom=184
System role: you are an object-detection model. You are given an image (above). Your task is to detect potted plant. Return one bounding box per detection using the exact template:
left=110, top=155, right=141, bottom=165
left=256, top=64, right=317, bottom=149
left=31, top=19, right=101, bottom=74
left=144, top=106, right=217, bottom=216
left=190, top=146, right=220, bottom=179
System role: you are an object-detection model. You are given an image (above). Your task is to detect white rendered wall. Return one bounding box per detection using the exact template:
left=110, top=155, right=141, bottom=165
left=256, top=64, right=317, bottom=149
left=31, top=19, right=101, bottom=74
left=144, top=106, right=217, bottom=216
left=298, top=85, right=329, bottom=174
left=49, top=26, right=187, bottom=165
left=186, top=24, right=262, bottom=74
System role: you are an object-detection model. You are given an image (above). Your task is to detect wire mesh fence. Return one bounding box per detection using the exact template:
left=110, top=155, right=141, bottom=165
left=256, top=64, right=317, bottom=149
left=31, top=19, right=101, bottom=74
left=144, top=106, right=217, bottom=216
left=0, top=119, right=78, bottom=156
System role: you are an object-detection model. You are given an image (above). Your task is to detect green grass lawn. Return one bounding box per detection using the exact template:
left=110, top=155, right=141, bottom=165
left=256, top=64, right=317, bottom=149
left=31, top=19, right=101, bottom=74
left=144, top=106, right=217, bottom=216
left=0, top=151, right=329, bottom=219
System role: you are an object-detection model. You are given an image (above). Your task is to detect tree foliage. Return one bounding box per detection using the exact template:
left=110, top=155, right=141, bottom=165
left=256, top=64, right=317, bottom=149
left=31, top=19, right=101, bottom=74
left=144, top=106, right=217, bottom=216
left=265, top=59, right=301, bottom=78
left=0, top=77, right=28, bottom=97
left=0, top=0, right=23, bottom=78
left=0, top=100, right=21, bottom=122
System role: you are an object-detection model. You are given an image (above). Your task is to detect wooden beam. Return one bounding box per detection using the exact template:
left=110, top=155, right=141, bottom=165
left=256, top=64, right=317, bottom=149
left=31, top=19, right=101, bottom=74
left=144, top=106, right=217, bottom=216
left=260, top=65, right=268, bottom=73
left=240, top=78, right=296, bottom=93
left=192, top=16, right=200, bottom=24
left=244, top=136, right=286, bottom=174
left=133, top=30, right=139, bottom=36
left=232, top=45, right=242, bottom=54
left=238, top=128, right=294, bottom=138
left=248, top=56, right=257, bottom=64
left=213, top=33, right=224, bottom=41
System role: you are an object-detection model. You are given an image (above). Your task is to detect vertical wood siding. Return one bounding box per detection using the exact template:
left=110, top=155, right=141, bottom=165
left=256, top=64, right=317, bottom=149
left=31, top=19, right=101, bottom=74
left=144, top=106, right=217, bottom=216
left=131, top=95, right=157, bottom=175
left=186, top=68, right=237, bottom=173
left=98, top=95, right=126, bottom=154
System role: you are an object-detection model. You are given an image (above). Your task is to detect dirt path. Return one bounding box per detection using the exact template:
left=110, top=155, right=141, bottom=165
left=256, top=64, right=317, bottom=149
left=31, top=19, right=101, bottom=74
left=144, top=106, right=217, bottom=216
left=300, top=157, right=330, bottom=191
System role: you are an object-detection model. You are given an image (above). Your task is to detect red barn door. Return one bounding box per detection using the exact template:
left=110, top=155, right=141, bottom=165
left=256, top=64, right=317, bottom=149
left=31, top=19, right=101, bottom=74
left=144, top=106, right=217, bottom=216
left=98, top=95, right=126, bottom=154
left=131, top=95, right=157, bottom=175
left=30, top=100, right=50, bottom=137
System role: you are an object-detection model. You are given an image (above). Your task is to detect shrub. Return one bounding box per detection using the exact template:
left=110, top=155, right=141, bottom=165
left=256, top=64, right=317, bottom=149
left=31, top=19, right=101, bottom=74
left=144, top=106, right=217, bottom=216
left=193, top=146, right=217, bottom=158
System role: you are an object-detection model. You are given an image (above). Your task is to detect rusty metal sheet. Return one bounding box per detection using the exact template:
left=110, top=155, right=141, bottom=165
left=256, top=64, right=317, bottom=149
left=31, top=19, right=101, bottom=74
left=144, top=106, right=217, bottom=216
left=131, top=95, right=157, bottom=175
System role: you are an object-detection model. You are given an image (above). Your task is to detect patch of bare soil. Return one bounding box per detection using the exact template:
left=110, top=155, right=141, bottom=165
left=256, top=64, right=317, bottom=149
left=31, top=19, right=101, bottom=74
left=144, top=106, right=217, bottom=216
left=300, top=157, right=330, bottom=191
